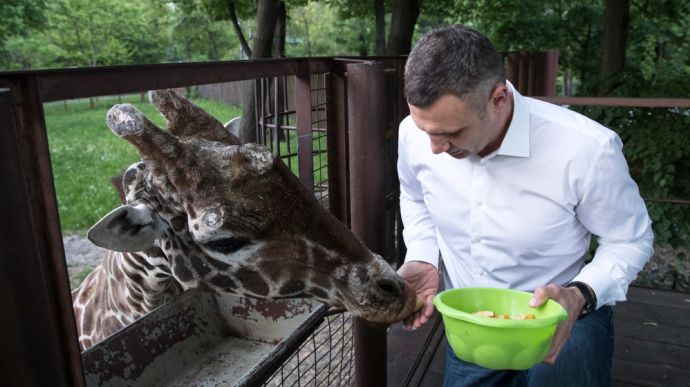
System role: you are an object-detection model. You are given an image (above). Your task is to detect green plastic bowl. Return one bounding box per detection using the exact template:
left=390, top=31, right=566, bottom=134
left=433, top=287, right=568, bottom=370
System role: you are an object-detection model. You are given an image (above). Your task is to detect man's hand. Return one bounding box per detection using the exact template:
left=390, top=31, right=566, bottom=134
left=397, top=261, right=438, bottom=330
left=529, top=284, right=586, bottom=364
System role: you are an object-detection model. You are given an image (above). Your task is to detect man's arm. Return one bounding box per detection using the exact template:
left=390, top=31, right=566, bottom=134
left=532, top=131, right=653, bottom=364
left=397, top=118, right=441, bottom=267
left=573, top=132, right=654, bottom=307
left=397, top=118, right=442, bottom=329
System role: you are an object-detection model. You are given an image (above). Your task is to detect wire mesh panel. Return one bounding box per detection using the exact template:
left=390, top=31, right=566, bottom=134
left=262, top=312, right=354, bottom=387
left=253, top=71, right=354, bottom=386
left=256, top=74, right=332, bottom=207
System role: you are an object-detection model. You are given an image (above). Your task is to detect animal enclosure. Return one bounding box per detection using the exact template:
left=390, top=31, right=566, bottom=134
left=0, top=57, right=409, bottom=386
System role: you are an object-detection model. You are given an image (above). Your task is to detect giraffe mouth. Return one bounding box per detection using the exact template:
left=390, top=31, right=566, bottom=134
left=337, top=277, right=419, bottom=324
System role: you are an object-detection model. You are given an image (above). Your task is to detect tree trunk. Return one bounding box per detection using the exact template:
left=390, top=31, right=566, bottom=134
left=238, top=0, right=280, bottom=144
left=227, top=0, right=252, bottom=58
left=599, top=0, right=629, bottom=95
left=274, top=1, right=287, bottom=141
left=273, top=1, right=286, bottom=58
left=375, top=0, right=386, bottom=55
left=386, top=0, right=420, bottom=55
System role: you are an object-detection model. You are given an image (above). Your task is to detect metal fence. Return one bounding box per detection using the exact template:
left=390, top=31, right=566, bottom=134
left=0, top=57, right=408, bottom=387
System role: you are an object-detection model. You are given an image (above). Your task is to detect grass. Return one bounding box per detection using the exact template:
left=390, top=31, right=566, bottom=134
left=45, top=94, right=242, bottom=235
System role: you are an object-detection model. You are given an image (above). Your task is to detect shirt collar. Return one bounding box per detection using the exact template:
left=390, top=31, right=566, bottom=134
left=495, top=81, right=530, bottom=158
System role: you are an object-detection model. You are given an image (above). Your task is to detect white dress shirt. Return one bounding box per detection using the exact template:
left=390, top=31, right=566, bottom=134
left=397, top=83, right=654, bottom=308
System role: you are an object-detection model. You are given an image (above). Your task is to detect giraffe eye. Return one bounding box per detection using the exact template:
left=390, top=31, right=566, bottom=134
left=203, top=237, right=251, bottom=254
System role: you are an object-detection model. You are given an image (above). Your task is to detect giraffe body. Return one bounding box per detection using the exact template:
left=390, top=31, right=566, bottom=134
left=72, top=90, right=418, bottom=350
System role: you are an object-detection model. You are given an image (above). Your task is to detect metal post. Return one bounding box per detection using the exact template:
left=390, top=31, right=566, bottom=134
left=295, top=60, right=314, bottom=192
left=326, top=71, right=349, bottom=224
left=0, top=81, right=84, bottom=385
left=347, top=62, right=388, bottom=387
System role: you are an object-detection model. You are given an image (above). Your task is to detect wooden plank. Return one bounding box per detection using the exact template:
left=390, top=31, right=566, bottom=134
left=612, top=358, right=690, bottom=387
left=615, top=317, right=690, bottom=347
left=624, top=287, right=690, bottom=310
left=614, top=300, right=690, bottom=329
left=387, top=311, right=445, bottom=387
left=418, top=334, right=447, bottom=387
left=613, top=335, right=690, bottom=369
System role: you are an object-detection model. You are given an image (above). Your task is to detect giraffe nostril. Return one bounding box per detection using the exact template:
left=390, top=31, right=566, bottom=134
left=375, top=277, right=402, bottom=299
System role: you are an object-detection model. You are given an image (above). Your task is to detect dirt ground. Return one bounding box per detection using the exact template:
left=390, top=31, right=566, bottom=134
left=64, top=234, right=105, bottom=289
left=63, top=234, right=689, bottom=293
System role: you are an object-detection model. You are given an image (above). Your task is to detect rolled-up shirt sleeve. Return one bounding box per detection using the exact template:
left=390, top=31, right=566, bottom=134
left=398, top=122, right=440, bottom=268
left=574, top=133, right=654, bottom=308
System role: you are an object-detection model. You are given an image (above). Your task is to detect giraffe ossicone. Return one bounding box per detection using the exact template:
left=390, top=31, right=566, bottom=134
left=72, top=89, right=419, bottom=350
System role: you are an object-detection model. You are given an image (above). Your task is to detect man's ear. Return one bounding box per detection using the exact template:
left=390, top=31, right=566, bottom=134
left=490, top=83, right=509, bottom=109
left=87, top=205, right=157, bottom=252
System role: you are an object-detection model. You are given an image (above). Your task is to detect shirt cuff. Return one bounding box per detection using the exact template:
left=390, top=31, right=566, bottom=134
left=571, top=260, right=627, bottom=309
left=404, top=244, right=439, bottom=268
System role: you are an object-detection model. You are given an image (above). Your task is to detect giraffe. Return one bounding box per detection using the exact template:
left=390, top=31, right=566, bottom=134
left=71, top=89, right=419, bottom=351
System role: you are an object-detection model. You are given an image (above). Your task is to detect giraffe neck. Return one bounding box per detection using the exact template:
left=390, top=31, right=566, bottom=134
left=166, top=236, right=350, bottom=304
left=72, top=249, right=181, bottom=350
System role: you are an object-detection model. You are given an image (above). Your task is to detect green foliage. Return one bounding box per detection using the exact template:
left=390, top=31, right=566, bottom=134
left=168, top=0, right=242, bottom=61
left=0, top=0, right=46, bottom=69
left=574, top=105, right=690, bottom=247
left=287, top=2, right=375, bottom=56
left=0, top=0, right=46, bottom=40
left=46, top=94, right=241, bottom=234
left=449, top=0, right=604, bottom=86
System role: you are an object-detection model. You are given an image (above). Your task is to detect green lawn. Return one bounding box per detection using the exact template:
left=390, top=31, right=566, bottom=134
left=46, top=94, right=242, bottom=234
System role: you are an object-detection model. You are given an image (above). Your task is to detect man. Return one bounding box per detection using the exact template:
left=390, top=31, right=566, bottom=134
left=397, top=25, right=653, bottom=387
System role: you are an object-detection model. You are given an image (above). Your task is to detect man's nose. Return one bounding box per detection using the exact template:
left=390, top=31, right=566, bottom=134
left=430, top=138, right=449, bottom=154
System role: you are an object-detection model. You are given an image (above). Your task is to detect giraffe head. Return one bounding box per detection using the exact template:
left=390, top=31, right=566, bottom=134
left=87, top=89, right=419, bottom=324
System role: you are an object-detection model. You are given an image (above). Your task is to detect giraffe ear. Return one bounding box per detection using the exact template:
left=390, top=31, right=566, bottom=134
left=87, top=205, right=157, bottom=252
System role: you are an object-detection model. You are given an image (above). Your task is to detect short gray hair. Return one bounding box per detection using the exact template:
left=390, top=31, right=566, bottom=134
left=404, top=25, right=506, bottom=109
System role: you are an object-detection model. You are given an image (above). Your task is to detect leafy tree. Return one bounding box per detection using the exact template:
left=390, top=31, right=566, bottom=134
left=170, top=0, right=239, bottom=61
left=599, top=0, right=630, bottom=95
left=0, top=0, right=47, bottom=69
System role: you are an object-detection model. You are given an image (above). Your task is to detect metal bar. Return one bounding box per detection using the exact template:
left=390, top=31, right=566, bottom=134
left=295, top=60, right=314, bottom=192
left=235, top=305, right=329, bottom=386
left=394, top=58, right=409, bottom=267
left=543, top=49, right=559, bottom=97
left=534, top=96, right=690, bottom=108
left=644, top=198, right=690, bottom=205
left=347, top=62, right=388, bottom=387
left=273, top=77, right=280, bottom=150
left=0, top=82, right=84, bottom=386
left=0, top=58, right=333, bottom=102
left=327, top=71, right=350, bottom=224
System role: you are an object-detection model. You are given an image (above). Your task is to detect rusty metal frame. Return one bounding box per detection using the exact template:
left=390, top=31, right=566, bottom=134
left=346, top=61, right=389, bottom=387
left=0, top=58, right=341, bottom=387
left=0, top=82, right=83, bottom=386
left=0, top=57, right=410, bottom=387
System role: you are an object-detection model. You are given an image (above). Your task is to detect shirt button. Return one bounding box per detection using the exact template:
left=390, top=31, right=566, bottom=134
left=472, top=236, right=481, bottom=243
left=479, top=271, right=486, bottom=277
left=475, top=199, right=483, bottom=206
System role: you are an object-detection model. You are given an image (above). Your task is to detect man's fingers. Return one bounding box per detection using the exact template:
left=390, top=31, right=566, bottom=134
left=543, top=324, right=569, bottom=364
left=530, top=286, right=549, bottom=307
left=423, top=296, right=435, bottom=317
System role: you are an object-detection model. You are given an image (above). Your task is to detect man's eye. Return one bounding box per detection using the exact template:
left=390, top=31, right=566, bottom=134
left=203, top=237, right=251, bottom=254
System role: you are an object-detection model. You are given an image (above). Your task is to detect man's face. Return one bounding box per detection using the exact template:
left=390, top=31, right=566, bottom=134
left=408, top=88, right=508, bottom=159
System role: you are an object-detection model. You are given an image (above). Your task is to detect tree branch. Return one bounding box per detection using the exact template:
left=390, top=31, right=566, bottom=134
left=226, top=0, right=252, bottom=58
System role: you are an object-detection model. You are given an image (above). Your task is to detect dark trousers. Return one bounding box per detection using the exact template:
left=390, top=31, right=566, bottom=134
left=443, top=306, right=614, bottom=387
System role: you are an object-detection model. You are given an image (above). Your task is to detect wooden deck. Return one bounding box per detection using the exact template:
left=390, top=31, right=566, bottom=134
left=388, top=286, right=690, bottom=387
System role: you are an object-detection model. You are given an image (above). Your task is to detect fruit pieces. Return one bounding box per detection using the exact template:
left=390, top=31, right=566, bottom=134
left=472, top=310, right=536, bottom=320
